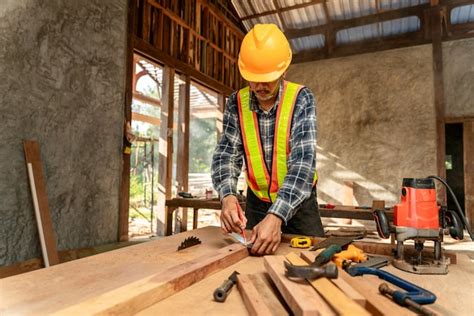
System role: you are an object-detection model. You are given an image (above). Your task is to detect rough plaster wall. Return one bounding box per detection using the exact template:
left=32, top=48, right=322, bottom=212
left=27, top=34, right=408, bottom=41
left=0, top=0, right=127, bottom=265
left=287, top=45, right=437, bottom=207
left=443, top=38, right=474, bottom=117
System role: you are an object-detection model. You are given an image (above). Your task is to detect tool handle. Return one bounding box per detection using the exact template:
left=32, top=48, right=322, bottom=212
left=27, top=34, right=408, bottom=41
left=213, top=279, right=234, bottom=302
left=373, top=209, right=391, bottom=239
left=350, top=267, right=436, bottom=304
left=314, top=244, right=342, bottom=266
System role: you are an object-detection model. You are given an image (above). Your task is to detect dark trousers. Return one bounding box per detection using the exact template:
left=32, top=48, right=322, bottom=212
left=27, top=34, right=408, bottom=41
left=245, top=187, right=325, bottom=237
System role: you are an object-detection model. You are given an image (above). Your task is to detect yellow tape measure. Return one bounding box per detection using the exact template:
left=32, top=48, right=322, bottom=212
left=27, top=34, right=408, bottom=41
left=290, top=236, right=312, bottom=248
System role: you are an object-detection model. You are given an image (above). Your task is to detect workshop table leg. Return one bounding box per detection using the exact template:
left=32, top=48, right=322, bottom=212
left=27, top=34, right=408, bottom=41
left=166, top=206, right=178, bottom=236
left=193, top=208, right=199, bottom=230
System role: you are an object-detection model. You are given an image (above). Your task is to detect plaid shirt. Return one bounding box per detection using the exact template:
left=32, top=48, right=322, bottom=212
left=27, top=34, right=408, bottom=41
left=211, top=81, right=317, bottom=224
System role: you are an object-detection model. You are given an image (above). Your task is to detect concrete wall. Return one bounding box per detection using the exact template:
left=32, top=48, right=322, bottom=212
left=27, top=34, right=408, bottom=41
left=287, top=45, right=438, bottom=207
left=0, top=0, right=127, bottom=265
left=443, top=38, right=474, bottom=117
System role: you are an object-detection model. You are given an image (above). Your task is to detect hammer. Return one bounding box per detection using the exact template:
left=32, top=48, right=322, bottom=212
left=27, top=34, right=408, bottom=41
left=284, top=261, right=338, bottom=279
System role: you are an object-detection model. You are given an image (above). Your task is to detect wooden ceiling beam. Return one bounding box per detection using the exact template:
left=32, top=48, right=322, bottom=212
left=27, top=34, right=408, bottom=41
left=286, top=3, right=430, bottom=39
left=240, top=0, right=326, bottom=21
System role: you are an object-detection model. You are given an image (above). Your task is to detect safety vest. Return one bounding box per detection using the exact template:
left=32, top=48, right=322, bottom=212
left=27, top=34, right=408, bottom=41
left=237, top=81, right=318, bottom=203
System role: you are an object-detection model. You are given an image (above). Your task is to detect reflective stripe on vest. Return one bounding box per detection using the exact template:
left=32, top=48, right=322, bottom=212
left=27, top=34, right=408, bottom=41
left=237, top=81, right=318, bottom=202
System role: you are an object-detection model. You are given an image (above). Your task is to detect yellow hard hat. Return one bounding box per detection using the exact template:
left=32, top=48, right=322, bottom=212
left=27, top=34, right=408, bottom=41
left=238, top=24, right=292, bottom=83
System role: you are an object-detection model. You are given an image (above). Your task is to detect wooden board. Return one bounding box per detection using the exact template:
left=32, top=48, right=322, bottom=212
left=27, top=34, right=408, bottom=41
left=23, top=140, right=59, bottom=266
left=236, top=274, right=273, bottom=316
left=300, top=251, right=367, bottom=308
left=1, top=227, right=472, bottom=315
left=286, top=252, right=370, bottom=316
left=264, top=255, right=332, bottom=316
left=0, top=227, right=244, bottom=315
left=51, top=243, right=248, bottom=315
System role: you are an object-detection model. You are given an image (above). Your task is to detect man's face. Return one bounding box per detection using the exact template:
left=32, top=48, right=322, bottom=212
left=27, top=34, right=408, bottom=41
left=248, top=77, right=281, bottom=102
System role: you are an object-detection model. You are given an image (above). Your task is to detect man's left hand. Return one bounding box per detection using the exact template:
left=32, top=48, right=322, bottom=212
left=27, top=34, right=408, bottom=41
left=249, top=214, right=282, bottom=255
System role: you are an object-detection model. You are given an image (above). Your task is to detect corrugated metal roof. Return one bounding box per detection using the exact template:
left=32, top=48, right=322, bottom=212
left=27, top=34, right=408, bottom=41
left=336, top=16, right=420, bottom=44
left=451, top=4, right=474, bottom=24
left=231, top=0, right=473, bottom=54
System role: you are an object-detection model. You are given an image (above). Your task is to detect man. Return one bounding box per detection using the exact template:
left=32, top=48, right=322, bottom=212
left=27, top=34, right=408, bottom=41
left=211, top=24, right=324, bottom=256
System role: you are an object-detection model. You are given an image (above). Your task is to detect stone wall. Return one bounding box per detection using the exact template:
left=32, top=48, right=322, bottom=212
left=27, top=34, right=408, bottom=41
left=287, top=45, right=438, bottom=207
left=443, top=38, right=474, bottom=117
left=0, top=0, right=127, bottom=265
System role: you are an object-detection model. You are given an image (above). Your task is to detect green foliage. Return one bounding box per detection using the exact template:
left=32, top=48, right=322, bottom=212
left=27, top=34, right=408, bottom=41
left=129, top=173, right=144, bottom=202
left=189, top=118, right=217, bottom=173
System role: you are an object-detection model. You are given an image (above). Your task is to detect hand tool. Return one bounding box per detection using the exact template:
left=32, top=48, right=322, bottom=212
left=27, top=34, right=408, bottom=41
left=290, top=236, right=312, bottom=248
left=229, top=232, right=253, bottom=249
left=333, top=244, right=367, bottom=268
left=309, top=236, right=357, bottom=251
left=177, top=191, right=194, bottom=198
left=213, top=271, right=239, bottom=302
left=379, top=283, right=435, bottom=316
left=346, top=266, right=436, bottom=305
left=373, top=176, right=473, bottom=274
left=284, top=261, right=338, bottom=279
left=351, top=255, right=389, bottom=269
left=177, top=236, right=201, bottom=251
left=312, top=244, right=342, bottom=266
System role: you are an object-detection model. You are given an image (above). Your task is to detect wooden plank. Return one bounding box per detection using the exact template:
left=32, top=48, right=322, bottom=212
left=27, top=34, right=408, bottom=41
left=177, top=76, right=191, bottom=232
left=23, top=140, right=59, bottom=266
left=464, top=121, right=474, bottom=230
left=236, top=274, right=273, bottom=316
left=263, top=255, right=331, bottom=316
left=133, top=92, right=162, bottom=106
left=285, top=252, right=369, bottom=316
left=300, top=251, right=367, bottom=307
left=247, top=273, right=289, bottom=316
left=50, top=243, right=248, bottom=315
left=132, top=112, right=161, bottom=126
left=158, top=65, right=175, bottom=236
left=431, top=4, right=447, bottom=201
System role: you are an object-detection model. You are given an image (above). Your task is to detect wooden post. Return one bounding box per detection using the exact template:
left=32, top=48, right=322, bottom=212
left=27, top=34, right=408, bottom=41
left=431, top=1, right=447, bottom=202
left=177, top=76, right=191, bottom=232
left=23, top=140, right=60, bottom=266
left=118, top=0, right=137, bottom=242
left=158, top=66, right=175, bottom=236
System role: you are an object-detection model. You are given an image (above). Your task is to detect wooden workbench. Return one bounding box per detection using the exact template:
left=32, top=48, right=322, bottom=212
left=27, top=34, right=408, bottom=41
left=1, top=226, right=472, bottom=315
left=166, top=198, right=394, bottom=236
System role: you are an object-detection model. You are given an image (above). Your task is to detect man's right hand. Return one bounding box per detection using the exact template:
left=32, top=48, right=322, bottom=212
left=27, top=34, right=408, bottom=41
left=220, top=195, right=247, bottom=233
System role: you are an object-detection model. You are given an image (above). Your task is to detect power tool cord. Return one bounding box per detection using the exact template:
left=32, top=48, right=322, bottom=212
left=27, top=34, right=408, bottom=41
left=428, top=175, right=474, bottom=240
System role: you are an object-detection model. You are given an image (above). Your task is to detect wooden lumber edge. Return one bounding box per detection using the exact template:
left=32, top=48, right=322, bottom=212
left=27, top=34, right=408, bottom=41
left=300, top=251, right=366, bottom=307
left=286, top=252, right=370, bottom=316
left=23, top=140, right=59, bottom=266
left=51, top=243, right=248, bottom=315
left=263, top=255, right=333, bottom=316
left=236, top=274, right=273, bottom=316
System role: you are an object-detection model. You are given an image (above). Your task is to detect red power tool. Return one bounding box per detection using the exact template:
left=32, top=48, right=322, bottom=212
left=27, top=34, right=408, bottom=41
left=373, top=176, right=474, bottom=274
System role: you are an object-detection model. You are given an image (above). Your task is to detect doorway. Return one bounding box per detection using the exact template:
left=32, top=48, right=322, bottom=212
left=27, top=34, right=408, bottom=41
left=445, top=123, right=465, bottom=213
